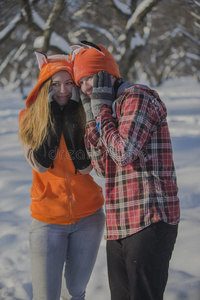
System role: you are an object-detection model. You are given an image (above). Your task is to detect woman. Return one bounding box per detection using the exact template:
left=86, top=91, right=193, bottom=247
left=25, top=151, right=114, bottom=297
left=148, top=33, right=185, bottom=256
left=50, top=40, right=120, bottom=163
left=18, top=52, right=105, bottom=300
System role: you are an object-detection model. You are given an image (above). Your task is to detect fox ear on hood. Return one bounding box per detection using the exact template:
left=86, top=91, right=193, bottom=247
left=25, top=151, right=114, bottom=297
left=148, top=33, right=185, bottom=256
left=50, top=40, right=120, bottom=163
left=35, top=51, right=48, bottom=70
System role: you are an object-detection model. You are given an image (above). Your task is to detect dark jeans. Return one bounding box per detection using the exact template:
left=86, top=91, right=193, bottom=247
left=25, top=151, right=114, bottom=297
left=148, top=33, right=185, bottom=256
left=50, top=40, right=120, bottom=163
left=106, top=221, right=178, bottom=300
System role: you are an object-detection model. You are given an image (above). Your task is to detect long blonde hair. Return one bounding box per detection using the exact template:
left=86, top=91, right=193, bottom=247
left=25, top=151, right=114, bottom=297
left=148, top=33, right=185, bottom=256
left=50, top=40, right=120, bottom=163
left=19, top=79, right=53, bottom=150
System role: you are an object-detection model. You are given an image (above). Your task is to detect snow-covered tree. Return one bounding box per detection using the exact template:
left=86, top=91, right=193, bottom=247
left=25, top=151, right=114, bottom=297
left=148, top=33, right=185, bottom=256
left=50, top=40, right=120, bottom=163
left=0, top=0, right=199, bottom=95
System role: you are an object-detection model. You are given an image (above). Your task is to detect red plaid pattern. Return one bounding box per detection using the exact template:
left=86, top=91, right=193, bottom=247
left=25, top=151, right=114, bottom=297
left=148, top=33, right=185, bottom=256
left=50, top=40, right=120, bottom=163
left=85, top=86, right=180, bottom=240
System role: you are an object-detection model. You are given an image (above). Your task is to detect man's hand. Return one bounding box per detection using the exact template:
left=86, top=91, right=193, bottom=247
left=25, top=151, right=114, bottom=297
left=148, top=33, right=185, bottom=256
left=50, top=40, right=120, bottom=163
left=91, top=71, right=115, bottom=118
left=80, top=91, right=94, bottom=123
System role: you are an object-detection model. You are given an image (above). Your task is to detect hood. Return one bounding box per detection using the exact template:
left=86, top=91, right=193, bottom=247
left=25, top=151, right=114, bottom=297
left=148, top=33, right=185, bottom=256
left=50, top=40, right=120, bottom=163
left=25, top=52, right=74, bottom=108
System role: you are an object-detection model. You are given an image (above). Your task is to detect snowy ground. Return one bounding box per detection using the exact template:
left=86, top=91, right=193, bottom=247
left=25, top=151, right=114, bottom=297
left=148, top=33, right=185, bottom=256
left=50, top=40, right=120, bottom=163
left=0, top=77, right=199, bottom=300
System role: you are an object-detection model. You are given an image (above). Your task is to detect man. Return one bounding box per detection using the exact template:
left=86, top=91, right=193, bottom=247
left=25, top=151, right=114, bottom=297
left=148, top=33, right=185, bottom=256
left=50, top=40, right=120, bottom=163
left=71, top=41, right=180, bottom=300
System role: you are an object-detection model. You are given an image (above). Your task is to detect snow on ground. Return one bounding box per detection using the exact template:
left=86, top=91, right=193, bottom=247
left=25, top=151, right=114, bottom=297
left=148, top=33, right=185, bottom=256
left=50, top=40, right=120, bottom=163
left=0, top=77, right=199, bottom=300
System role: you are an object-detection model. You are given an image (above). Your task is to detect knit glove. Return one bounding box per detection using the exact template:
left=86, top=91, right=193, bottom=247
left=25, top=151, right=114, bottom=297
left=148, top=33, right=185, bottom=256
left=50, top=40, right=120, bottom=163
left=91, top=71, right=115, bottom=118
left=48, top=88, right=55, bottom=102
left=50, top=100, right=63, bottom=130
left=80, top=90, right=94, bottom=123
left=71, top=85, right=80, bottom=102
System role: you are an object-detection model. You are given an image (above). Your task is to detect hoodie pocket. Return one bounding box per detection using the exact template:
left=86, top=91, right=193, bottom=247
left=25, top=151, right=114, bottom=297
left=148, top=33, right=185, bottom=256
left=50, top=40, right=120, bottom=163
left=30, top=179, right=71, bottom=218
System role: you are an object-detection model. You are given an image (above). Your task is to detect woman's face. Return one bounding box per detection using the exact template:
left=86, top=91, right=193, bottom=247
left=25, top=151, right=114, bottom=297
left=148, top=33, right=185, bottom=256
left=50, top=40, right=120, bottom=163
left=51, top=71, right=74, bottom=106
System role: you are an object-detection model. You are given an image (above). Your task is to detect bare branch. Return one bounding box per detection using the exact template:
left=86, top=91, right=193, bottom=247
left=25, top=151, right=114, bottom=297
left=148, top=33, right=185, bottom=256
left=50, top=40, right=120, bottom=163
left=21, top=0, right=33, bottom=24
left=20, top=0, right=43, bottom=33
left=0, top=14, right=22, bottom=43
left=42, top=0, right=66, bottom=52
left=111, top=0, right=132, bottom=15
left=125, top=0, right=161, bottom=31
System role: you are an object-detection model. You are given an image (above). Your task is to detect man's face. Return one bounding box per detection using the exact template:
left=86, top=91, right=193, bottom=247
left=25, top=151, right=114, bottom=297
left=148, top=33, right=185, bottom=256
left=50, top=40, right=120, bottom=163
left=78, top=74, right=116, bottom=99
left=78, top=75, right=94, bottom=99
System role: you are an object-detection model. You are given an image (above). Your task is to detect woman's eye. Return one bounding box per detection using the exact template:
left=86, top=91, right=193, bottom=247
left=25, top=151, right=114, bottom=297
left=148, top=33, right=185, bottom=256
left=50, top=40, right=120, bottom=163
left=52, top=83, right=59, bottom=87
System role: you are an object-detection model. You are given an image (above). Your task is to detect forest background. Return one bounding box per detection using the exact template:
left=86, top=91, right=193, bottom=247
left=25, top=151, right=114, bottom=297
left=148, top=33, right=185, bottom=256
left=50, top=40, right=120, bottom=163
left=0, top=0, right=199, bottom=96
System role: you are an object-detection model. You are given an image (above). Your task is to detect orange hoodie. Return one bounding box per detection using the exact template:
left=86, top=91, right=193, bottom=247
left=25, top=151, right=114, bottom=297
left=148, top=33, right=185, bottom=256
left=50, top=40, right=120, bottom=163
left=29, top=133, right=104, bottom=224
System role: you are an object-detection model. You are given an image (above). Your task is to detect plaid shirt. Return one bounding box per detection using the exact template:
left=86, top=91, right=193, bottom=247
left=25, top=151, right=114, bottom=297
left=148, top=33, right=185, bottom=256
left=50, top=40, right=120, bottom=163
left=85, top=84, right=180, bottom=240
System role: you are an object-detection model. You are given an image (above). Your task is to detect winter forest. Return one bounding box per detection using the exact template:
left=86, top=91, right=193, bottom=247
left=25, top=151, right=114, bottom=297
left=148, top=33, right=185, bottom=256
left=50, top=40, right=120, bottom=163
left=0, top=0, right=200, bottom=300
left=0, top=0, right=200, bottom=93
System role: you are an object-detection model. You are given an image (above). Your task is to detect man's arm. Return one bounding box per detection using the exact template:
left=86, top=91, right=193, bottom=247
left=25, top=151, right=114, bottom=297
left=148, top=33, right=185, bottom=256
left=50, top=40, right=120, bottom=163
left=85, top=120, right=107, bottom=178
left=94, top=87, right=167, bottom=166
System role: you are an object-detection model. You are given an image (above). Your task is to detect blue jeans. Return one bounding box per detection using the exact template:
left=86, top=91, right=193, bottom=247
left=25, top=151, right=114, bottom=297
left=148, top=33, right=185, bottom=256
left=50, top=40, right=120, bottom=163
left=29, top=208, right=105, bottom=300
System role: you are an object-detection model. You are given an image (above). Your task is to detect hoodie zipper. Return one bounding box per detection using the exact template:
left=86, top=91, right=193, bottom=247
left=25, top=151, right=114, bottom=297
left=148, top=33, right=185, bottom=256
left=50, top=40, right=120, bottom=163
left=60, top=136, right=74, bottom=224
